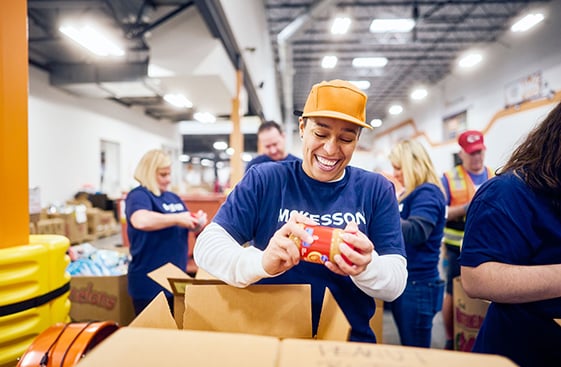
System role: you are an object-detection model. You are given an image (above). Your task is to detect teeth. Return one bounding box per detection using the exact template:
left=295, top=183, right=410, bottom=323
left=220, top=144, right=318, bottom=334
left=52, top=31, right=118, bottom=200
left=317, top=156, right=337, bottom=166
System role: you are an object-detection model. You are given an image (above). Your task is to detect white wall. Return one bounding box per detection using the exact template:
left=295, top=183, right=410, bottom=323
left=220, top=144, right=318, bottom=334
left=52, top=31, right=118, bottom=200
left=350, top=1, right=561, bottom=176
left=28, top=67, right=182, bottom=207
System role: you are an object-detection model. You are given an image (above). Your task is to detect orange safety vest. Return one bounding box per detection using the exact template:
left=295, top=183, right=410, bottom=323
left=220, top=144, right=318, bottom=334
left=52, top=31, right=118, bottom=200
left=443, top=165, right=494, bottom=247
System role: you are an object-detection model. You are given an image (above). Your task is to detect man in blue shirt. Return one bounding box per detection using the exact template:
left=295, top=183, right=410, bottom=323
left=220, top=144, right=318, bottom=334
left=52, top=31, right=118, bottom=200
left=245, top=120, right=299, bottom=171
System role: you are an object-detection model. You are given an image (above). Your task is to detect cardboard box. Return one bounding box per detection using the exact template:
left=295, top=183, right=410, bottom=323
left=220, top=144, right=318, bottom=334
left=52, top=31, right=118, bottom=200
left=76, top=267, right=516, bottom=367
left=453, top=276, right=490, bottom=351
left=143, top=262, right=350, bottom=340
left=77, top=327, right=518, bottom=367
left=144, top=263, right=387, bottom=341
left=69, top=274, right=135, bottom=326
left=49, top=211, right=88, bottom=244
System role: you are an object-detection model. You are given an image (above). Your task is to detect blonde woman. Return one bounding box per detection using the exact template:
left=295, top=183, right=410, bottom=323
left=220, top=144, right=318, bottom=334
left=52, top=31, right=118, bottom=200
left=388, top=140, right=446, bottom=347
left=126, top=149, right=207, bottom=315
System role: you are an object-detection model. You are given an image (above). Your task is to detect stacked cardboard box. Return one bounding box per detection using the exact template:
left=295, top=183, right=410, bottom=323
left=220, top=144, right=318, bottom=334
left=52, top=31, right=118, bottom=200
left=69, top=274, right=135, bottom=326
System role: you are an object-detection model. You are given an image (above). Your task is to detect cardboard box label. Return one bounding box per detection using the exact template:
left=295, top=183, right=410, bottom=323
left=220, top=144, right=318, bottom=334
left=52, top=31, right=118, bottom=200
left=453, top=276, right=489, bottom=351
left=69, top=274, right=135, bottom=326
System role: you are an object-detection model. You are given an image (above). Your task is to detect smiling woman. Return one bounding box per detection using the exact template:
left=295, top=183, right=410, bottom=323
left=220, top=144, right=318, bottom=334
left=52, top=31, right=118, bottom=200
left=194, top=79, right=408, bottom=343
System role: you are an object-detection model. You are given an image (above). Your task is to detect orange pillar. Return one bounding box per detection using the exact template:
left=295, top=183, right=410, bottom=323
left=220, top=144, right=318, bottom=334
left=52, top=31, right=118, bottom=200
left=229, top=68, right=244, bottom=188
left=0, top=0, right=29, bottom=248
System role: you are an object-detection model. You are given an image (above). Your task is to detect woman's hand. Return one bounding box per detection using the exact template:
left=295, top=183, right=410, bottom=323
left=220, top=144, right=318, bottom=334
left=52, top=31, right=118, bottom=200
left=191, top=210, right=208, bottom=233
left=174, top=210, right=208, bottom=232
left=261, top=212, right=317, bottom=276
left=325, top=221, right=374, bottom=276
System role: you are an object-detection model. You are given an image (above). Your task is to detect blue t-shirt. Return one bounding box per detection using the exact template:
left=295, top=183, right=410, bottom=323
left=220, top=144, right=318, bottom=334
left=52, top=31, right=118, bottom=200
left=460, top=172, right=561, bottom=366
left=213, top=160, right=406, bottom=342
left=399, top=183, right=446, bottom=280
left=245, top=153, right=300, bottom=172
left=125, top=186, right=190, bottom=300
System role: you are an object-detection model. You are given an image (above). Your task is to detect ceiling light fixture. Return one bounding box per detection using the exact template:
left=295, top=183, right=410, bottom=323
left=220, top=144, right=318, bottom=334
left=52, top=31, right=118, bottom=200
left=458, top=53, right=482, bottom=68
left=348, top=80, right=371, bottom=90
left=410, top=88, right=428, bottom=100
left=213, top=141, right=228, bottom=150
left=194, top=112, right=216, bottom=123
left=321, top=55, right=338, bottom=69
left=331, top=17, right=351, bottom=35
left=389, top=104, right=403, bottom=115
left=352, top=57, right=388, bottom=68
left=370, top=19, right=415, bottom=33
left=370, top=118, right=383, bottom=128
left=59, top=24, right=124, bottom=57
left=511, top=13, right=544, bottom=32
left=163, top=93, right=193, bottom=108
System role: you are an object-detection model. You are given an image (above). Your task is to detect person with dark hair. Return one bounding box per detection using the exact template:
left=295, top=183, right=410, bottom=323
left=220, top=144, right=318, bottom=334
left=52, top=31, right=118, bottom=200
left=125, top=149, right=208, bottom=315
left=388, top=140, right=446, bottom=347
left=245, top=120, right=299, bottom=171
left=440, top=129, right=494, bottom=349
left=195, top=80, right=407, bottom=343
left=460, top=102, right=561, bottom=366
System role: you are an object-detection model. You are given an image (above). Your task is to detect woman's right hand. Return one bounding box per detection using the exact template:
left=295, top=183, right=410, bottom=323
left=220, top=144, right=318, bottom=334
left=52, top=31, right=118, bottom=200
left=261, top=212, right=317, bottom=275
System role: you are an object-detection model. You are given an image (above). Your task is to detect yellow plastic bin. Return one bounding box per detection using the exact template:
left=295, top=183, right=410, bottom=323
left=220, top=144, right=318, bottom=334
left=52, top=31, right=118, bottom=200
left=0, top=235, right=70, bottom=367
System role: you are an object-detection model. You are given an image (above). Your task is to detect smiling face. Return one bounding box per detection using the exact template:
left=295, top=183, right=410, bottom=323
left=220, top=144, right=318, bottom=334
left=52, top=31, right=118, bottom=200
left=258, top=127, right=286, bottom=161
left=299, top=116, right=360, bottom=182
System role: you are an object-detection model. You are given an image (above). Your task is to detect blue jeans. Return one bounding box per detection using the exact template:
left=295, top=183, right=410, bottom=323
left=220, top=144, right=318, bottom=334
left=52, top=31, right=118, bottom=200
left=390, top=277, right=445, bottom=347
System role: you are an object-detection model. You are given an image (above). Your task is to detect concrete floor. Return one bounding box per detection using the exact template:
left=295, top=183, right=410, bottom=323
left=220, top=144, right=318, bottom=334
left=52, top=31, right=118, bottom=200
left=88, top=230, right=447, bottom=349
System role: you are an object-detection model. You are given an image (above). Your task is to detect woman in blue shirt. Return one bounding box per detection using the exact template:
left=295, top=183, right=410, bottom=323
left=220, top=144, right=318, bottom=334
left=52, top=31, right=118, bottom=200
left=460, top=102, right=561, bottom=367
left=194, top=80, right=407, bottom=343
left=126, top=149, right=207, bottom=315
left=388, top=139, right=446, bottom=347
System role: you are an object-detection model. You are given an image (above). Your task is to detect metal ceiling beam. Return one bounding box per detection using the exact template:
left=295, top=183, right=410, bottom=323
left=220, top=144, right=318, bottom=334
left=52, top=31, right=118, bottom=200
left=49, top=61, right=149, bottom=85
left=266, top=0, right=545, bottom=8
left=194, top=0, right=264, bottom=120
left=27, top=0, right=105, bottom=9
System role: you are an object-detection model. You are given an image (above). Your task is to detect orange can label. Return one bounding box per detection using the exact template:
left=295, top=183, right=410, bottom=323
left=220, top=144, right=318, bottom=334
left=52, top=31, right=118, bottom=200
left=290, top=225, right=352, bottom=264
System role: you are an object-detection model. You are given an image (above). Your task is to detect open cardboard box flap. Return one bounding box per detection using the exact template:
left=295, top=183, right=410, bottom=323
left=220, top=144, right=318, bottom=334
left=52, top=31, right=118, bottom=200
left=77, top=327, right=518, bottom=367
left=182, top=284, right=350, bottom=340
left=142, top=262, right=350, bottom=340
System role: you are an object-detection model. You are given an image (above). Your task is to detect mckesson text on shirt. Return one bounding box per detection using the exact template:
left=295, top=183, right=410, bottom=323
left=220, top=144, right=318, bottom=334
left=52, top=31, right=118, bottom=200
left=278, top=209, right=367, bottom=226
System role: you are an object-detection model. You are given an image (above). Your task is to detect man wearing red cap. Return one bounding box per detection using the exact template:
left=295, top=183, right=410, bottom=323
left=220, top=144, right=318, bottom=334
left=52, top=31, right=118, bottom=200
left=441, top=130, right=494, bottom=350
left=195, top=80, right=407, bottom=343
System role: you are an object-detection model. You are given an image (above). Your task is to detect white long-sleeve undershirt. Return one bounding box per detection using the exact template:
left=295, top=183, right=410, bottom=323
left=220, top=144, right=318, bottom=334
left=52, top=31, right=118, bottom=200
left=194, top=222, right=407, bottom=302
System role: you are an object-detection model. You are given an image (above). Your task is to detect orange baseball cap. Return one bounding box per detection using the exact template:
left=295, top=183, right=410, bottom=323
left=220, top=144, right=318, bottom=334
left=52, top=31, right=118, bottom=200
left=296, top=80, right=372, bottom=129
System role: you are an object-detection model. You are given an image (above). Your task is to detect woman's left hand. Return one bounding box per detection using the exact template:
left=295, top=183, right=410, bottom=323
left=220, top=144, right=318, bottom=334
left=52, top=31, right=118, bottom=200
left=324, top=221, right=374, bottom=276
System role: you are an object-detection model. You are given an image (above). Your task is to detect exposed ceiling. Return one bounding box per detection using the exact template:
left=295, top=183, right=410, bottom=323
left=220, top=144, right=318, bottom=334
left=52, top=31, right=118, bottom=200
left=27, top=0, right=262, bottom=125
left=264, top=0, right=552, bottom=122
left=27, top=0, right=553, bottom=153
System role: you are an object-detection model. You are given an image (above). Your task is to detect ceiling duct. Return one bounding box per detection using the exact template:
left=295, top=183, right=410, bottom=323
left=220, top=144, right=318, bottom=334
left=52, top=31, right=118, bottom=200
left=48, top=61, right=158, bottom=98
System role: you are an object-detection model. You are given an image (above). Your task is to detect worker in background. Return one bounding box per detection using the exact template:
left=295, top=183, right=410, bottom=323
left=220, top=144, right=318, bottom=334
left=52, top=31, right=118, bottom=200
left=245, top=120, right=299, bottom=171
left=388, top=140, right=446, bottom=348
left=441, top=130, right=494, bottom=349
left=126, top=149, right=208, bottom=315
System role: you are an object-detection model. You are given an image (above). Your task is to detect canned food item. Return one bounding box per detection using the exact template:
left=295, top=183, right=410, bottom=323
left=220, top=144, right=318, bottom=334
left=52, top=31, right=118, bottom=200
left=290, top=224, right=353, bottom=264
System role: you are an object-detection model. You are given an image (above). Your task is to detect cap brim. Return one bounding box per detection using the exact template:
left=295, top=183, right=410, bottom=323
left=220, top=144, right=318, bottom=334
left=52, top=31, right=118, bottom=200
left=464, top=143, right=486, bottom=154
left=301, top=110, right=372, bottom=129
